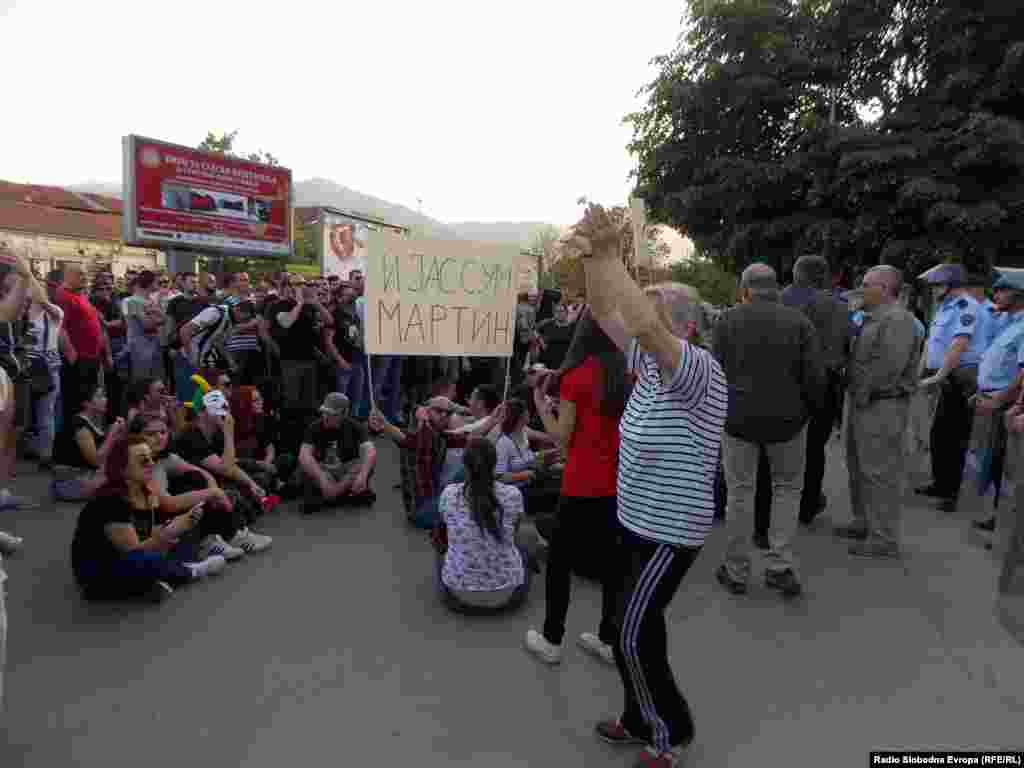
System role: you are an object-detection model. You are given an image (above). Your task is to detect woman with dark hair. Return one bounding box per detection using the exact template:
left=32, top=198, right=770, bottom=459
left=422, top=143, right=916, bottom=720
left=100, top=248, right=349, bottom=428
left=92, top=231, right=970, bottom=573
left=437, top=438, right=529, bottom=614
left=122, top=270, right=164, bottom=383
left=70, top=435, right=226, bottom=603
left=526, top=306, right=629, bottom=666
left=493, top=399, right=561, bottom=512
left=52, top=384, right=128, bottom=501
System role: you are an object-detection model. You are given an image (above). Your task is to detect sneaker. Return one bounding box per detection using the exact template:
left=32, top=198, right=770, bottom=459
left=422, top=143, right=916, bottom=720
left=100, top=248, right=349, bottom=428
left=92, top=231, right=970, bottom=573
left=848, top=540, right=900, bottom=559
left=229, top=528, right=273, bottom=553
left=0, top=490, right=40, bottom=511
left=915, top=484, right=951, bottom=498
left=765, top=568, right=802, bottom=598
left=185, top=555, right=227, bottom=580
left=634, top=746, right=683, bottom=767
left=525, top=629, right=562, bottom=665
left=595, top=719, right=647, bottom=746
left=972, top=517, right=996, bottom=533
left=0, top=530, right=24, bottom=556
left=578, top=632, right=615, bottom=665
left=715, top=564, right=747, bottom=595
left=833, top=521, right=868, bottom=541
left=260, top=495, right=282, bottom=513
left=199, top=534, right=245, bottom=562
left=146, top=580, right=174, bottom=604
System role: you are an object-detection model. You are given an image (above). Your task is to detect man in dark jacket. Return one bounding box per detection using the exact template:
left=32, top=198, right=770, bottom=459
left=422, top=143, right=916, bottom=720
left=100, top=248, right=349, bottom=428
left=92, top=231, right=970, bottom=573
left=712, top=263, right=825, bottom=598
left=781, top=255, right=851, bottom=524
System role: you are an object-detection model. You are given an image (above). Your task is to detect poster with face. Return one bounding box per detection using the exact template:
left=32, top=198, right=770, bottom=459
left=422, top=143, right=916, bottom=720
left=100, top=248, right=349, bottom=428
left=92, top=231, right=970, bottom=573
left=322, top=213, right=369, bottom=279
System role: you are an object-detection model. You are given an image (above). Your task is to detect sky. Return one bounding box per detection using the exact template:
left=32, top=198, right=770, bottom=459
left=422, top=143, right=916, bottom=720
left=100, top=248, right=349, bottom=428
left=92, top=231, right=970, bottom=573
left=0, top=0, right=685, bottom=227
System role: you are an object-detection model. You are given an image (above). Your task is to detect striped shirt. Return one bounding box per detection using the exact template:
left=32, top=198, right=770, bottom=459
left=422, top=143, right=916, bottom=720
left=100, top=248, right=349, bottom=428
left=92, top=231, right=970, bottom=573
left=617, top=338, right=727, bottom=548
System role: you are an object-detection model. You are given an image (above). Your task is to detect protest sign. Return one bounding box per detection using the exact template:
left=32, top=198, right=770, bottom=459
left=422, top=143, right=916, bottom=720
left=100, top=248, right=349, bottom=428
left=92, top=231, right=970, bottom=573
left=365, top=232, right=519, bottom=357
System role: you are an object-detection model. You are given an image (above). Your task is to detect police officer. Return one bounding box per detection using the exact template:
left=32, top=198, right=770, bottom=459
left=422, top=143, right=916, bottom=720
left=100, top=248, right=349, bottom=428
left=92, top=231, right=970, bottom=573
left=834, top=266, right=920, bottom=558
left=916, top=264, right=991, bottom=511
left=967, top=270, right=1024, bottom=533
left=966, top=271, right=1009, bottom=349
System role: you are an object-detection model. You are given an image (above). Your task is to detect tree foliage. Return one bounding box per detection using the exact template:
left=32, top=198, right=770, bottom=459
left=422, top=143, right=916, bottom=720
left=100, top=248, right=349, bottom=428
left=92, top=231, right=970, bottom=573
left=627, top=0, right=1024, bottom=280
left=198, top=130, right=281, bottom=167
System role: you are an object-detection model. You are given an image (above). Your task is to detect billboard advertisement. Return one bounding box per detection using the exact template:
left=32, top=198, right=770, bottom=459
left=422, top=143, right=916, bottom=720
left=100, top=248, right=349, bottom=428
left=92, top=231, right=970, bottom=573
left=321, top=211, right=369, bottom=279
left=122, top=135, right=292, bottom=256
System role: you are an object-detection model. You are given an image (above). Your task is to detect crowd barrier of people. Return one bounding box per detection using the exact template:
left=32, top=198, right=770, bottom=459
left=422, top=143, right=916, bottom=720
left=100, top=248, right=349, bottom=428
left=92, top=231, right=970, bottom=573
left=2, top=207, right=1023, bottom=767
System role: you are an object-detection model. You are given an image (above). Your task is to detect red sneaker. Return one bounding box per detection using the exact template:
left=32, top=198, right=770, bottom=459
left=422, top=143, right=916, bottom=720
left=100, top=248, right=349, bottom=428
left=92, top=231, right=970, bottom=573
left=633, top=747, right=680, bottom=767
left=260, top=495, right=282, bottom=512
left=595, top=719, right=646, bottom=746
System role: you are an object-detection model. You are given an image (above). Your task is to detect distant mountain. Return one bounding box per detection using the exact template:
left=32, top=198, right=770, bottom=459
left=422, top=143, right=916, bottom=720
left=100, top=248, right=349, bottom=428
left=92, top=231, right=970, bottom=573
left=68, top=178, right=557, bottom=247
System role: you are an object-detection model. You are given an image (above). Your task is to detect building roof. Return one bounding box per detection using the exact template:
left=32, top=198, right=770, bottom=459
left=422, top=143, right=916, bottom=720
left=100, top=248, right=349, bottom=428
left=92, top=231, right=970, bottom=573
left=0, top=200, right=121, bottom=242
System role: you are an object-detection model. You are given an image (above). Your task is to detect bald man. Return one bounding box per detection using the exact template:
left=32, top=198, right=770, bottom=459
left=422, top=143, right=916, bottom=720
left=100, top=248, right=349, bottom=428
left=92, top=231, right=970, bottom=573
left=834, top=265, right=920, bottom=558
left=56, top=263, right=109, bottom=426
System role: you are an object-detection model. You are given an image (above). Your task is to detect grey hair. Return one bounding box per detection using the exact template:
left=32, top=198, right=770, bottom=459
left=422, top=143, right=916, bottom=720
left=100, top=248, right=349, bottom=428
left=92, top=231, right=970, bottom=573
left=866, top=264, right=903, bottom=298
left=643, top=282, right=705, bottom=340
left=740, top=263, right=779, bottom=301
left=792, top=254, right=830, bottom=289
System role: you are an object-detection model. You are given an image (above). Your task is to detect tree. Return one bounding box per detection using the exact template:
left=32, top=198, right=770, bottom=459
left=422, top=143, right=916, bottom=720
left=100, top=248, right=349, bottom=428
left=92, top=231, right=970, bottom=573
left=198, top=130, right=281, bottom=167
left=626, top=0, right=1024, bottom=280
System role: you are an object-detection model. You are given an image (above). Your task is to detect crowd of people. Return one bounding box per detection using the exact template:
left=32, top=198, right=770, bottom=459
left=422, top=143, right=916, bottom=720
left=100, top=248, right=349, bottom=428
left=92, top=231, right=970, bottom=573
left=1, top=201, right=1022, bottom=765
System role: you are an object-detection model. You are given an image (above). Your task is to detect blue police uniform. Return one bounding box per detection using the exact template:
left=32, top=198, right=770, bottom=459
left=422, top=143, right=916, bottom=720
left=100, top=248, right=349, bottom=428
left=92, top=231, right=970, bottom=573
left=977, top=312, right=1024, bottom=393
left=925, top=294, right=987, bottom=370
left=981, top=300, right=1010, bottom=349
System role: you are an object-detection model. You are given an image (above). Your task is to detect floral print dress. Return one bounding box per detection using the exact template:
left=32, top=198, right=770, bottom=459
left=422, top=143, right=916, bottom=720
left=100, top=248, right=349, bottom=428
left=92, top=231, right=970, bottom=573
left=440, top=482, right=524, bottom=592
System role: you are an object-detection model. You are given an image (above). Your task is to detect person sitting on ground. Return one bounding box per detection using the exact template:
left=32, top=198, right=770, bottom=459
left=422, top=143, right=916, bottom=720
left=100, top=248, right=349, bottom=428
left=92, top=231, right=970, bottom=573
left=371, top=396, right=505, bottom=529
left=52, top=385, right=128, bottom=501
left=230, top=385, right=289, bottom=491
left=296, top=392, right=377, bottom=514
left=123, top=377, right=179, bottom=433
left=493, top=399, right=562, bottom=518
left=70, top=435, right=227, bottom=604
left=436, top=438, right=530, bottom=614
left=133, top=413, right=246, bottom=562
left=172, top=389, right=273, bottom=553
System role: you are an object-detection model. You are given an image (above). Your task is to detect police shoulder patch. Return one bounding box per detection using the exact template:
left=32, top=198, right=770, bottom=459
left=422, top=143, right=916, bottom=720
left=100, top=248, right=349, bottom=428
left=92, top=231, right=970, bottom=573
left=961, top=314, right=975, bottom=327
left=956, top=298, right=969, bottom=309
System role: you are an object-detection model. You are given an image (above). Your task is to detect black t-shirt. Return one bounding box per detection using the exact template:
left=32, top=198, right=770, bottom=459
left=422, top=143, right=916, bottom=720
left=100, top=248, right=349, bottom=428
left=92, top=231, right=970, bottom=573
left=301, top=416, right=368, bottom=464
left=71, top=495, right=137, bottom=572
left=332, top=303, right=363, bottom=356
left=55, top=414, right=105, bottom=469
left=538, top=320, right=576, bottom=370
left=166, top=294, right=210, bottom=348
left=270, top=299, right=319, bottom=361
left=173, top=426, right=225, bottom=468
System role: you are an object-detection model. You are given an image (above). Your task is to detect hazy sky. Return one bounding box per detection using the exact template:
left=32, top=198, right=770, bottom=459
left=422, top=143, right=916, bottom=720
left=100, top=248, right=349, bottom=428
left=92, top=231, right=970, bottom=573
left=0, top=1, right=686, bottom=226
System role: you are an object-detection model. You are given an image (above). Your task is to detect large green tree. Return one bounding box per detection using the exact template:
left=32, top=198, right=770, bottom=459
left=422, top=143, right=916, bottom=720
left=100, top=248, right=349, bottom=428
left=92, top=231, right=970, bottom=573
left=627, top=0, right=1024, bottom=280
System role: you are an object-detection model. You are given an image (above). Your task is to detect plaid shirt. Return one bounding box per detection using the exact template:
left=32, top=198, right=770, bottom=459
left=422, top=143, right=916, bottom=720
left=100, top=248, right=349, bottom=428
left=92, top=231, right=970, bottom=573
left=398, top=423, right=468, bottom=509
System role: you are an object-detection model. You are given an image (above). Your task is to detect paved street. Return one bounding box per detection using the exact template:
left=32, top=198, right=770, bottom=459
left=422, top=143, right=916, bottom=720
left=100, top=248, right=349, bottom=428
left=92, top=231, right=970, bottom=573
left=0, top=439, right=1021, bottom=767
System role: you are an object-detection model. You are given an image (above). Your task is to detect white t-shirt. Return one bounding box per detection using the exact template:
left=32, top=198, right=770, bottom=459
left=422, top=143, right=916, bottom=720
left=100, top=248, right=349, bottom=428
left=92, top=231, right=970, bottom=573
left=494, top=431, right=536, bottom=475
left=25, top=305, right=64, bottom=359
left=187, top=306, right=230, bottom=367
left=617, top=338, right=727, bottom=548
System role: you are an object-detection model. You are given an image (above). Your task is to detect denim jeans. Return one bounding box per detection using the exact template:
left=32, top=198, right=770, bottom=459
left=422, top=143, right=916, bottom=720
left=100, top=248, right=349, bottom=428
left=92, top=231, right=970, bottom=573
left=722, top=426, right=807, bottom=581
left=173, top=351, right=196, bottom=402
left=336, top=359, right=366, bottom=413
left=371, top=355, right=403, bottom=422
left=30, top=358, right=61, bottom=460
left=73, top=550, right=192, bottom=601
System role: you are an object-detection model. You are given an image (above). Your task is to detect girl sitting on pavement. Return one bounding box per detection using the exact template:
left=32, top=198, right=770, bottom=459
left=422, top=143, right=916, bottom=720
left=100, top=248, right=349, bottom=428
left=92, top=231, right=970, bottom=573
left=71, top=435, right=226, bottom=603
left=436, top=438, right=530, bottom=614
left=52, top=385, right=127, bottom=502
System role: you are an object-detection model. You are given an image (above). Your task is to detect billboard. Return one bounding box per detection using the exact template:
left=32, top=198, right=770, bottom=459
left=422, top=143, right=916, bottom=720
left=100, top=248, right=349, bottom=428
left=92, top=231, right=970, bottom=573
left=122, top=135, right=292, bottom=257
left=365, top=231, right=518, bottom=358
left=321, top=211, right=369, bottom=279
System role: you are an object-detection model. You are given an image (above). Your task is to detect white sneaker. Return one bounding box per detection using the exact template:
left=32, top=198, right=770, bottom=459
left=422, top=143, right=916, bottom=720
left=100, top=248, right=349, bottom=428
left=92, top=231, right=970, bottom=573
left=578, top=632, right=615, bottom=665
left=186, top=555, right=227, bottom=580
left=0, top=490, right=40, bottom=511
left=199, top=534, right=245, bottom=561
left=0, top=530, right=23, bottom=556
left=147, top=580, right=175, bottom=603
left=525, top=629, right=562, bottom=665
left=229, top=528, right=273, bottom=553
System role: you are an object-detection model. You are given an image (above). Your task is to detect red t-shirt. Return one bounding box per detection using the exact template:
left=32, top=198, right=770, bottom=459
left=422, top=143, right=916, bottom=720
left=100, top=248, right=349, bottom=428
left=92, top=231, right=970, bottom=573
left=560, top=355, right=621, bottom=498
left=57, top=288, right=104, bottom=359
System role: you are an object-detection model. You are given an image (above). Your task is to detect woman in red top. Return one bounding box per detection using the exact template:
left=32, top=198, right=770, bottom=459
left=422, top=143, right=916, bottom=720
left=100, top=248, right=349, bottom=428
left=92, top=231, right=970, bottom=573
left=525, top=306, right=629, bottom=666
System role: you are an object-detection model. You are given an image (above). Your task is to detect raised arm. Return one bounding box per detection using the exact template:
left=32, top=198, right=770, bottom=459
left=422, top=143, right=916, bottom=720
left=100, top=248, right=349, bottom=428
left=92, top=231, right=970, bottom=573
left=573, top=204, right=681, bottom=379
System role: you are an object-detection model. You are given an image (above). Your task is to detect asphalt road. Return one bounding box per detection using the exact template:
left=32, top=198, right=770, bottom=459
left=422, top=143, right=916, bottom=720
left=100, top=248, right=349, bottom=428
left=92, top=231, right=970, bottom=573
left=0, top=440, right=1021, bottom=767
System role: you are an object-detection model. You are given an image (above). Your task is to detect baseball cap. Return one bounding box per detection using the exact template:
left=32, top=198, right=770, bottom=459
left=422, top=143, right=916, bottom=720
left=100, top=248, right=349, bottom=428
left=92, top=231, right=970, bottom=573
left=919, top=263, right=964, bottom=286
left=992, top=268, right=1024, bottom=292
left=320, top=392, right=351, bottom=416
left=423, top=396, right=466, bottom=415
left=202, top=390, right=229, bottom=417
